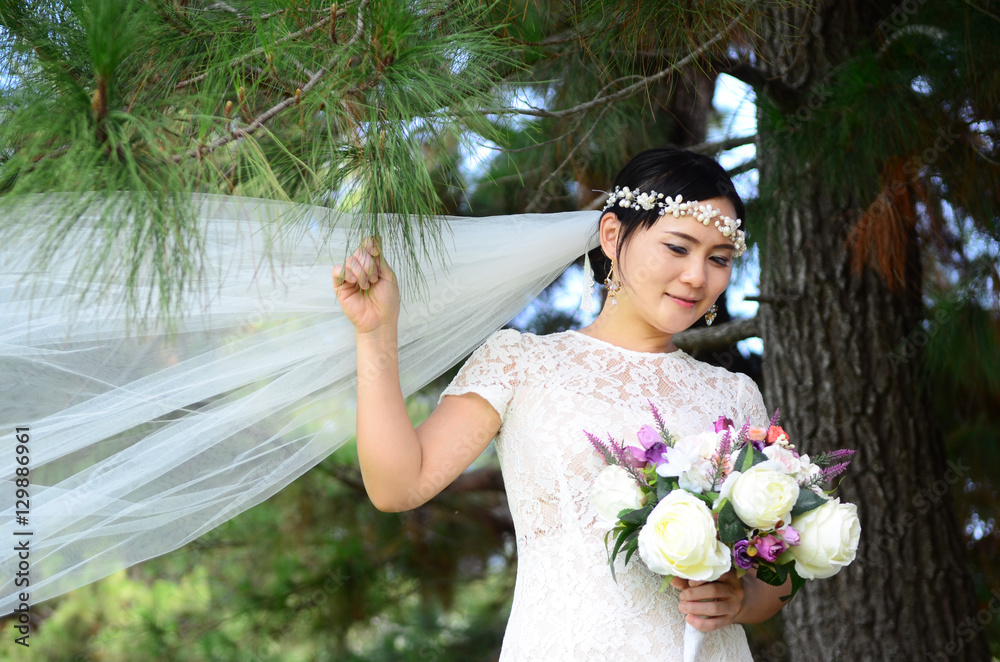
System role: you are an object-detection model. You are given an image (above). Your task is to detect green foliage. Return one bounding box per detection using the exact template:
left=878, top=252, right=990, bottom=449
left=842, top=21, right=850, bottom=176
left=789, top=488, right=826, bottom=518
left=0, top=0, right=519, bottom=326
left=716, top=499, right=744, bottom=543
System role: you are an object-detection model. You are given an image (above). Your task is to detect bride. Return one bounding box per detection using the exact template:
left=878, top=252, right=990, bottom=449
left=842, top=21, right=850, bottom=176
left=333, top=147, right=792, bottom=660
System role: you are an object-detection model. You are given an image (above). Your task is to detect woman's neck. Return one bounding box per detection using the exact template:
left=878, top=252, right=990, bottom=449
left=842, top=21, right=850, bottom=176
left=577, top=309, right=679, bottom=354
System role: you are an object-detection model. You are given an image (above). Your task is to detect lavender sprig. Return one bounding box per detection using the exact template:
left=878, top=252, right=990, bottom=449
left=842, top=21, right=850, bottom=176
left=732, top=416, right=753, bottom=452
left=647, top=399, right=675, bottom=447
left=812, top=448, right=857, bottom=467
left=718, top=425, right=733, bottom=458
left=585, top=430, right=615, bottom=465
left=608, top=433, right=632, bottom=468
left=801, top=461, right=852, bottom=489
left=769, top=407, right=781, bottom=428
left=585, top=430, right=647, bottom=486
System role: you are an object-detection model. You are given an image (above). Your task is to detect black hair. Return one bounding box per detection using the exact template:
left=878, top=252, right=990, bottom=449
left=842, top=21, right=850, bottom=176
left=590, top=146, right=745, bottom=280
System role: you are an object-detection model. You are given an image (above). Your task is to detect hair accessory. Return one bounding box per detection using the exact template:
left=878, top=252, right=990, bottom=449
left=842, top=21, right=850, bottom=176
left=704, top=303, right=718, bottom=326
left=605, top=261, right=621, bottom=305
left=602, top=187, right=746, bottom=258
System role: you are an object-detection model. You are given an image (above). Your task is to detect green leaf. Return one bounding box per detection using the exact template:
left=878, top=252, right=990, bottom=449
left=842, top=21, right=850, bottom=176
left=755, top=563, right=786, bottom=587
left=790, top=489, right=828, bottom=518
left=690, top=491, right=714, bottom=506
left=618, top=504, right=653, bottom=524
left=623, top=537, right=640, bottom=566
left=611, top=527, right=639, bottom=564
left=782, top=566, right=808, bottom=602
left=749, top=448, right=769, bottom=467
left=774, top=548, right=796, bottom=566
left=656, top=474, right=671, bottom=501
left=717, top=500, right=745, bottom=543
left=735, top=443, right=750, bottom=472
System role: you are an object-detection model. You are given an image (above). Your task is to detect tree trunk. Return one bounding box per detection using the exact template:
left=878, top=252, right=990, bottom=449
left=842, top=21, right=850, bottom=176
left=753, top=3, right=989, bottom=660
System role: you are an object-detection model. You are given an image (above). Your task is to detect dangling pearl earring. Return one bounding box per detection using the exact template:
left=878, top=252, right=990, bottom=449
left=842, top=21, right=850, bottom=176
left=604, top=261, right=621, bottom=306
left=704, top=303, right=718, bottom=326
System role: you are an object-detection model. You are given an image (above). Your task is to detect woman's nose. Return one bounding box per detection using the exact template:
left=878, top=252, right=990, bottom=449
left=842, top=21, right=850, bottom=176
left=679, top=261, right=707, bottom=288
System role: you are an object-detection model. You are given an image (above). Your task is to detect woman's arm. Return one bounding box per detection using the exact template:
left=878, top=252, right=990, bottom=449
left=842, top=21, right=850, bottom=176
left=335, top=239, right=501, bottom=512
left=733, top=568, right=793, bottom=624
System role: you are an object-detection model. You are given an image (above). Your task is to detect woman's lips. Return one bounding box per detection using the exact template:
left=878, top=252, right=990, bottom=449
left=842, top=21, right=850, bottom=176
left=667, top=294, right=697, bottom=308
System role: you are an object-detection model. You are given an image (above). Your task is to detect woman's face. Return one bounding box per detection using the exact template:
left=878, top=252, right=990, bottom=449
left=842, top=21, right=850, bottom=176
left=609, top=196, right=737, bottom=335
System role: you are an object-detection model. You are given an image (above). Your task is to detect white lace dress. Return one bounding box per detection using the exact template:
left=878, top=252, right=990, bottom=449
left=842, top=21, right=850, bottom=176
left=439, top=329, right=768, bottom=661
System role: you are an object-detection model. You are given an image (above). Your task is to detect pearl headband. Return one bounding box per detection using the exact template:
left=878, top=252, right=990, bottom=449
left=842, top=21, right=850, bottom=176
left=602, top=186, right=747, bottom=258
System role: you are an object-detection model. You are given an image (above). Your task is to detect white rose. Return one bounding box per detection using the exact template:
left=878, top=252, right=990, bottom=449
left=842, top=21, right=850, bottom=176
left=791, top=498, right=861, bottom=579
left=638, top=490, right=731, bottom=581
left=728, top=462, right=800, bottom=530
left=590, top=465, right=644, bottom=528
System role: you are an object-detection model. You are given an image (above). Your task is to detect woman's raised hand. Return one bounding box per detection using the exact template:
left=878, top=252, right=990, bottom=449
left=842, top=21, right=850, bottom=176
left=332, top=236, right=400, bottom=335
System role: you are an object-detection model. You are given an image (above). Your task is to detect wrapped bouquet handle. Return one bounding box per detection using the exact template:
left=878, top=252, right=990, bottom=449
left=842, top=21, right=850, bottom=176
left=683, top=622, right=706, bottom=662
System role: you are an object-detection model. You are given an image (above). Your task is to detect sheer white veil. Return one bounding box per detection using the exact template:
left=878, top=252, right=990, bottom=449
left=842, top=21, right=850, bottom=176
left=0, top=193, right=600, bottom=613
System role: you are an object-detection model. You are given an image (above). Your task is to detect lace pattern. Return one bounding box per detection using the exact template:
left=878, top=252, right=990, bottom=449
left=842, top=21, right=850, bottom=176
left=440, top=329, right=768, bottom=661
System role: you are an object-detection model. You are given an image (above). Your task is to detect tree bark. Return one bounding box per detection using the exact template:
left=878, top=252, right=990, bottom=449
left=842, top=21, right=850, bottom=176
left=753, top=3, right=989, bottom=660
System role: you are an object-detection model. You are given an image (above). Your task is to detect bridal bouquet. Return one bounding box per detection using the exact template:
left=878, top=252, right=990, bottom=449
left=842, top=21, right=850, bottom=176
left=587, top=401, right=860, bottom=662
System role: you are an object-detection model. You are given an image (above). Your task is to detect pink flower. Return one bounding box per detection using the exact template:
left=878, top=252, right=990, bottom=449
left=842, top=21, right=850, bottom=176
left=747, top=426, right=767, bottom=442
left=778, top=525, right=801, bottom=546
left=755, top=534, right=788, bottom=563
left=627, top=425, right=668, bottom=467
left=713, top=416, right=734, bottom=433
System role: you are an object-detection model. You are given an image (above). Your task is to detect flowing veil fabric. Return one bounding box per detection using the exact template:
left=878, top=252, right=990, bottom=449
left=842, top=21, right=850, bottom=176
left=0, top=193, right=600, bottom=614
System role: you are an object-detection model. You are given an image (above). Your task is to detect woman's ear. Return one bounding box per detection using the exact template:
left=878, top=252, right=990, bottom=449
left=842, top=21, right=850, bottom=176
left=599, top=212, right=620, bottom=262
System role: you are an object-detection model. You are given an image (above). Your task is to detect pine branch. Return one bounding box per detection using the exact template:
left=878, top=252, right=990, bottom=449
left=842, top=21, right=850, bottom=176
left=672, top=316, right=760, bottom=352
left=687, top=134, right=756, bottom=155
left=173, top=0, right=368, bottom=164
left=524, top=104, right=614, bottom=212
left=482, top=9, right=750, bottom=120
left=176, top=6, right=348, bottom=89
left=712, top=53, right=771, bottom=90
left=727, top=158, right=757, bottom=177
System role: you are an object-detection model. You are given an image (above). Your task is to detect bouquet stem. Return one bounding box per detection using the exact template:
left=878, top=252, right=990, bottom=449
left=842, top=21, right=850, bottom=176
left=683, top=622, right=706, bottom=662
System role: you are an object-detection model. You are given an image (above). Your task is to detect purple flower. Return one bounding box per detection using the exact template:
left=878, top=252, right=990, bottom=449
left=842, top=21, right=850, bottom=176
left=778, top=525, right=800, bottom=547
left=733, top=540, right=755, bottom=570
left=756, top=534, right=788, bottom=563
left=627, top=425, right=668, bottom=467
left=713, top=416, right=734, bottom=433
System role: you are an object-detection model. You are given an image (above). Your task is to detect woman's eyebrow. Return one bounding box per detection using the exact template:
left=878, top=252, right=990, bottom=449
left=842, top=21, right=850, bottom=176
left=662, top=230, right=736, bottom=252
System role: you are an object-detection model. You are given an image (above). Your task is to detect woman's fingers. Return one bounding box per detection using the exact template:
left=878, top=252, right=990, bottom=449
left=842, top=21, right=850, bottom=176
left=332, top=237, right=390, bottom=295
left=678, top=572, right=745, bottom=631
left=346, top=255, right=370, bottom=289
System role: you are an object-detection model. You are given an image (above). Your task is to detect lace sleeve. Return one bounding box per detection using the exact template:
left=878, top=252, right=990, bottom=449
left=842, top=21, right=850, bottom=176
left=735, top=373, right=769, bottom=427
left=437, top=328, right=523, bottom=420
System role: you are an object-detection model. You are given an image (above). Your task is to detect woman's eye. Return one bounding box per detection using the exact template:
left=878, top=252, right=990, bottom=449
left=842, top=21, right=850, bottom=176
left=667, top=244, right=730, bottom=267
